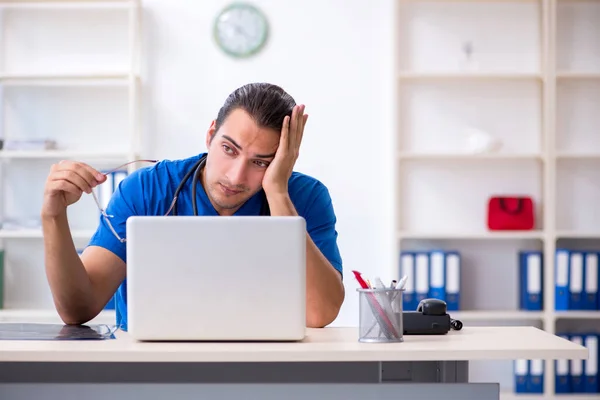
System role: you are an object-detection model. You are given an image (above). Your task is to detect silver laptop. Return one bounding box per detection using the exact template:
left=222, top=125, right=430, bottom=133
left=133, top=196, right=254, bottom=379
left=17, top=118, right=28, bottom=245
left=125, top=215, right=307, bottom=341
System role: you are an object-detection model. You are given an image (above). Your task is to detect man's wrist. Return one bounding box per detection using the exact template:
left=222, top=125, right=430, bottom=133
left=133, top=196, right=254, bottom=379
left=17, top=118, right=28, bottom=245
left=263, top=183, right=288, bottom=200
left=41, top=209, right=68, bottom=223
left=264, top=190, right=297, bottom=216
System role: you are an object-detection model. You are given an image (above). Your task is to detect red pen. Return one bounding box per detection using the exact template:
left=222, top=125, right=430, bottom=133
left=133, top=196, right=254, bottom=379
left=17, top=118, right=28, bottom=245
left=352, top=270, right=370, bottom=289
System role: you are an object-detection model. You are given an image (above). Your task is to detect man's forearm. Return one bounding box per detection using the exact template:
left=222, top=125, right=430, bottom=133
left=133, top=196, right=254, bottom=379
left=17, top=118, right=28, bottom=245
left=42, top=212, right=95, bottom=324
left=266, top=192, right=345, bottom=327
left=303, top=233, right=345, bottom=327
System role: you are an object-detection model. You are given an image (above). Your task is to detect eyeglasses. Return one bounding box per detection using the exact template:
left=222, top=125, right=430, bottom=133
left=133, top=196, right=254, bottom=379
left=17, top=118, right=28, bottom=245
left=90, top=159, right=159, bottom=243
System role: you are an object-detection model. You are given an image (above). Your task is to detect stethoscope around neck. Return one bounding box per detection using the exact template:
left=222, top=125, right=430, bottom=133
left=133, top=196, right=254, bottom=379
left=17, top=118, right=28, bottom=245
left=165, top=153, right=271, bottom=216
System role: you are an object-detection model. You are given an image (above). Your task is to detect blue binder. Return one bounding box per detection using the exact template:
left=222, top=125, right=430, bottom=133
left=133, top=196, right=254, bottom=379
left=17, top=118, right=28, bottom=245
left=414, top=251, right=430, bottom=306
left=584, top=334, right=599, bottom=393
left=570, top=252, right=585, bottom=310
left=428, top=250, right=446, bottom=302
left=97, top=170, right=115, bottom=210
left=399, top=251, right=416, bottom=311
left=112, top=170, right=128, bottom=190
left=555, top=334, right=571, bottom=393
left=528, top=359, right=544, bottom=393
left=514, top=359, right=528, bottom=393
left=519, top=251, right=543, bottom=311
left=584, top=252, right=599, bottom=310
left=445, top=251, right=461, bottom=311
left=555, top=248, right=570, bottom=311
left=571, top=335, right=585, bottom=392
left=96, top=170, right=128, bottom=212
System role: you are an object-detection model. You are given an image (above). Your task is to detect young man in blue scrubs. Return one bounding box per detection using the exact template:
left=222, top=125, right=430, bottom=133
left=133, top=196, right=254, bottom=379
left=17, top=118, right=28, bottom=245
left=41, top=83, right=345, bottom=330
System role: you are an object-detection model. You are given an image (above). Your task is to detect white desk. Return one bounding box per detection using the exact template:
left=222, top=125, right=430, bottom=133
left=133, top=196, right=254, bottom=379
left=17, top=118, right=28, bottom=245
left=0, top=326, right=587, bottom=400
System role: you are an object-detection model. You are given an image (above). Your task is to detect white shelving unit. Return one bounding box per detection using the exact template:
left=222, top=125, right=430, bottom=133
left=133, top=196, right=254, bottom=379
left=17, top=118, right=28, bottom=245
left=393, top=0, right=599, bottom=398
left=0, top=0, right=141, bottom=323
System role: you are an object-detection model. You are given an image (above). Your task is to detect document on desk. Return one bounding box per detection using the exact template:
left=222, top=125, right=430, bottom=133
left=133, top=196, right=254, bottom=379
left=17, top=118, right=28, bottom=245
left=0, top=323, right=118, bottom=340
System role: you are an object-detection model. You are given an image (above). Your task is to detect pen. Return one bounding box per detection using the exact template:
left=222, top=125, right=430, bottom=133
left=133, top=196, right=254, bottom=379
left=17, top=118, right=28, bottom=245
left=396, top=275, right=408, bottom=290
left=374, top=277, right=387, bottom=291
left=374, top=276, right=398, bottom=336
left=352, top=270, right=370, bottom=289
left=391, top=275, right=408, bottom=312
left=363, top=276, right=402, bottom=337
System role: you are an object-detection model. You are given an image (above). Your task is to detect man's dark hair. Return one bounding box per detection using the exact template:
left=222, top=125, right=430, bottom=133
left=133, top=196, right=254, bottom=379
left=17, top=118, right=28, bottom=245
left=213, top=82, right=296, bottom=136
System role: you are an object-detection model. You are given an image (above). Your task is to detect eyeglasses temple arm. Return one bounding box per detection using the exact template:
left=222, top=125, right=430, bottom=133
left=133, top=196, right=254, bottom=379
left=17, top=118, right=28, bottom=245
left=102, top=159, right=159, bottom=176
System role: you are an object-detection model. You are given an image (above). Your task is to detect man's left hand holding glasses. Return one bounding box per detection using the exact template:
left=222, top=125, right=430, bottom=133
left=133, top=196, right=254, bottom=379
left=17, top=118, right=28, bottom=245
left=42, top=160, right=108, bottom=218
left=40, top=159, right=142, bottom=325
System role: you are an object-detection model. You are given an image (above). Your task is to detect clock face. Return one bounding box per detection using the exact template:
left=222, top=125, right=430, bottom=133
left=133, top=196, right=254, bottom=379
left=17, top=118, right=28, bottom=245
left=213, top=3, right=269, bottom=58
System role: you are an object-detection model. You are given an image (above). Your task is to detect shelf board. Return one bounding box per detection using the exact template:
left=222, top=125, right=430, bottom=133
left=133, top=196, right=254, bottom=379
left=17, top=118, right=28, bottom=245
left=554, top=311, right=600, bottom=320
left=452, top=310, right=544, bottom=321
left=555, top=231, right=600, bottom=239
left=398, top=72, right=542, bottom=80
left=0, top=73, right=134, bottom=86
left=556, top=72, right=600, bottom=80
left=398, top=152, right=543, bottom=161
left=0, top=228, right=95, bottom=239
left=398, top=231, right=545, bottom=240
left=0, top=1, right=134, bottom=10
left=556, top=153, right=600, bottom=160
left=0, top=150, right=131, bottom=160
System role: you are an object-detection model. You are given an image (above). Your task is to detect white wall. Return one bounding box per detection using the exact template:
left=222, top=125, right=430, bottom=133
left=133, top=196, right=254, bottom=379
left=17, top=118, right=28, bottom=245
left=0, top=0, right=397, bottom=327
left=139, top=0, right=397, bottom=327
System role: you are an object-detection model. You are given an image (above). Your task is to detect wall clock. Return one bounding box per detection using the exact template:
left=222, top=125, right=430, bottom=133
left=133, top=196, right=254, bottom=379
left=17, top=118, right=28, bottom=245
left=213, top=3, right=269, bottom=58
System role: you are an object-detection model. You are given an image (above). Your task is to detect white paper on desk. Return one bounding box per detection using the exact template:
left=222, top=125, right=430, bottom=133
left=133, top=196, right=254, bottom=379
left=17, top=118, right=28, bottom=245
left=0, top=323, right=119, bottom=340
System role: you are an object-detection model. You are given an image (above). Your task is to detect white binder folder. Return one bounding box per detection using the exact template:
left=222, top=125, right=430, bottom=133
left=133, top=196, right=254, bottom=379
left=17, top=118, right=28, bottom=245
left=414, top=252, right=429, bottom=305
left=585, top=252, right=598, bottom=310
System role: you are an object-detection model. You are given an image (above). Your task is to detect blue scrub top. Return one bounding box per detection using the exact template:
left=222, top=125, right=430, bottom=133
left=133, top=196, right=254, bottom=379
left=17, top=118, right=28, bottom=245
left=87, top=153, right=343, bottom=331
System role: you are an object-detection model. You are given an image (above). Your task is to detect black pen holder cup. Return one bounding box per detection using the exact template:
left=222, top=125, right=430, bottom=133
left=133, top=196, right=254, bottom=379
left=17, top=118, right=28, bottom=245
left=357, top=288, right=404, bottom=343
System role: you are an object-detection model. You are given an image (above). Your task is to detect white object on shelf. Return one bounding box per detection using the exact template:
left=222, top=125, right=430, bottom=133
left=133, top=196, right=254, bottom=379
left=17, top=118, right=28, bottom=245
left=463, top=127, right=502, bottom=154
left=459, top=41, right=480, bottom=72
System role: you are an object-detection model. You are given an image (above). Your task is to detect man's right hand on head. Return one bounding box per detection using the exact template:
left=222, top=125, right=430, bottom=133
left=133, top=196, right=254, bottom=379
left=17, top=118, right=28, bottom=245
left=42, top=160, right=107, bottom=219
